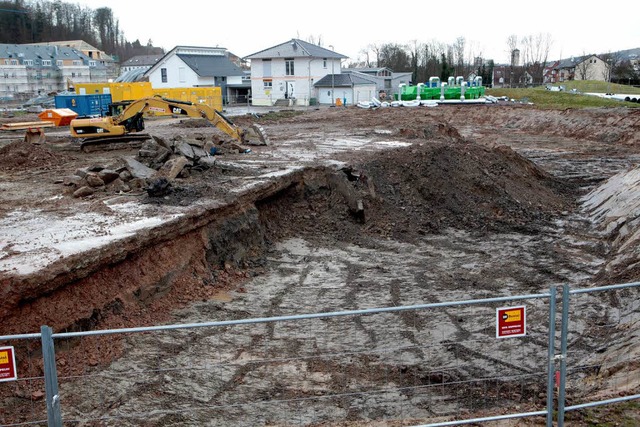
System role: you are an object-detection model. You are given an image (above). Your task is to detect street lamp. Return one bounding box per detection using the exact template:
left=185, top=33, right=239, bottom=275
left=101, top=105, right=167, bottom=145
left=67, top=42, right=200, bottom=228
left=329, top=45, right=334, bottom=106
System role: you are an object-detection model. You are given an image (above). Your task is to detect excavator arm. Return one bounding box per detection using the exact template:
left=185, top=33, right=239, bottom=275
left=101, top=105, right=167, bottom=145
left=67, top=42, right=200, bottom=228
left=70, top=97, right=268, bottom=145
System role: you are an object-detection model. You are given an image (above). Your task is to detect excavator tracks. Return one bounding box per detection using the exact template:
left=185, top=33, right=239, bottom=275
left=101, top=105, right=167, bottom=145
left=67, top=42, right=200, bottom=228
left=80, top=134, right=152, bottom=152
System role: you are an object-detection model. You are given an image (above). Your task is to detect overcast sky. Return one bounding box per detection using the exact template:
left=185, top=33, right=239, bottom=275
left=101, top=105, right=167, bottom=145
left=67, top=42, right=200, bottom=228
left=79, top=0, right=639, bottom=64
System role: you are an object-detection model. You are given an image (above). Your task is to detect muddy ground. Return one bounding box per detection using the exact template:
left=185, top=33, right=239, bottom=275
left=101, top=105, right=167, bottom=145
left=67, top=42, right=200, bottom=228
left=1, top=104, right=640, bottom=426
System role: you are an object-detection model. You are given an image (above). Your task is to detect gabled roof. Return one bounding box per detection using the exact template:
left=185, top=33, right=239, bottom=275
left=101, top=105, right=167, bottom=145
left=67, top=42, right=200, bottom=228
left=0, top=43, right=103, bottom=68
left=314, top=73, right=374, bottom=87
left=245, top=39, right=347, bottom=60
left=28, top=40, right=114, bottom=61
left=122, top=54, right=163, bottom=67
left=555, top=54, right=608, bottom=69
left=145, top=46, right=244, bottom=78
left=177, top=54, right=245, bottom=77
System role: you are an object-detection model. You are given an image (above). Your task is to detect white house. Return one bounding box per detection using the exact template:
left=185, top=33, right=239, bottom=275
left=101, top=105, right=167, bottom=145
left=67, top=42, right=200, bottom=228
left=245, top=39, right=347, bottom=106
left=314, top=72, right=377, bottom=105
left=144, top=46, right=246, bottom=103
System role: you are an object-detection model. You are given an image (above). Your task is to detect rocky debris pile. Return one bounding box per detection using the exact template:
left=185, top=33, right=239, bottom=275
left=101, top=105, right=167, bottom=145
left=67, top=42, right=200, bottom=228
left=60, top=133, right=253, bottom=199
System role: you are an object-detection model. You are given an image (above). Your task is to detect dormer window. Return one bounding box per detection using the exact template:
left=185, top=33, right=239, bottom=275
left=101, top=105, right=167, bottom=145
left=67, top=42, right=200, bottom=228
left=42, top=60, right=51, bottom=66
left=89, top=60, right=97, bottom=67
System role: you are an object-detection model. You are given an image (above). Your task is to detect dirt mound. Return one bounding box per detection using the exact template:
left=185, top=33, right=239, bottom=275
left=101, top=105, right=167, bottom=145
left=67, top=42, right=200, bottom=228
left=260, top=140, right=575, bottom=244
left=0, top=140, right=64, bottom=171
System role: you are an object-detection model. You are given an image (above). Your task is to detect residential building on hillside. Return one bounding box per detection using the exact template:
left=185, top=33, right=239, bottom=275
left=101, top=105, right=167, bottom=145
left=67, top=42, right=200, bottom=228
left=0, top=43, right=107, bottom=101
left=144, top=46, right=246, bottom=104
left=245, top=39, right=347, bottom=106
left=30, top=40, right=117, bottom=80
left=549, top=55, right=610, bottom=82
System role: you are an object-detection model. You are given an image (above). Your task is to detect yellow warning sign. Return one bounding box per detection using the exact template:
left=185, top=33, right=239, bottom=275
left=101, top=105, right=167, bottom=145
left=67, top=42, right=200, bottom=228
left=503, top=310, right=522, bottom=322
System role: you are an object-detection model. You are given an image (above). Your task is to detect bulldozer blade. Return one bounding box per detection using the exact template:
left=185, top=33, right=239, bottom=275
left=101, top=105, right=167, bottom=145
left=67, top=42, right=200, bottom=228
left=243, top=124, right=269, bottom=146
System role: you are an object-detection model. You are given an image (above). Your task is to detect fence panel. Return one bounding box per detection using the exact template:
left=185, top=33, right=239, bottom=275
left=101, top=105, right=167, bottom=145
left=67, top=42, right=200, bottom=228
left=41, top=294, right=552, bottom=426
left=0, top=335, right=47, bottom=426
left=560, top=282, right=640, bottom=424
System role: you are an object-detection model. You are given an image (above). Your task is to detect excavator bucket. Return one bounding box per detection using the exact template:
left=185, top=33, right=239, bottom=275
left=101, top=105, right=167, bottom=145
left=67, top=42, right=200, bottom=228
left=242, top=124, right=269, bottom=146
left=24, top=128, right=46, bottom=144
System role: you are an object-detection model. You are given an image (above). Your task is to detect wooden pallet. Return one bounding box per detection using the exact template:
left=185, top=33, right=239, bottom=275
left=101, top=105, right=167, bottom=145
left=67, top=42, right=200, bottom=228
left=1, top=121, right=55, bottom=131
left=1, top=121, right=55, bottom=143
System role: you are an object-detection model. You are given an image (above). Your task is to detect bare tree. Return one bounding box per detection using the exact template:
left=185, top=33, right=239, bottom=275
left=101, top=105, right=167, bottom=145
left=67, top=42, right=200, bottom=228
left=506, top=35, right=518, bottom=64
left=505, top=35, right=519, bottom=86
left=453, top=36, right=465, bottom=76
left=369, top=43, right=382, bottom=68
left=358, top=47, right=371, bottom=68
left=600, top=51, right=621, bottom=83
left=521, top=32, right=552, bottom=85
left=306, top=34, right=324, bottom=47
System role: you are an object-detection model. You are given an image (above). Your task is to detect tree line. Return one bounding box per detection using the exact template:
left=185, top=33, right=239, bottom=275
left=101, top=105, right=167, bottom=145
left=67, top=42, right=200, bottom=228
left=0, top=0, right=162, bottom=61
left=345, top=34, right=638, bottom=86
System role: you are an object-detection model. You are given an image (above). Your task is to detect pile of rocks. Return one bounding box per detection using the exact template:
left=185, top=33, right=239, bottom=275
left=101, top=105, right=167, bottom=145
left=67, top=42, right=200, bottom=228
left=60, top=134, right=249, bottom=198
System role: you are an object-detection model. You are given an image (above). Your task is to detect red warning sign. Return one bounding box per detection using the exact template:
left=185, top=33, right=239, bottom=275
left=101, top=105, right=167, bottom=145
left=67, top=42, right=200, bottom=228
left=0, top=346, right=17, bottom=382
left=496, top=306, right=526, bottom=338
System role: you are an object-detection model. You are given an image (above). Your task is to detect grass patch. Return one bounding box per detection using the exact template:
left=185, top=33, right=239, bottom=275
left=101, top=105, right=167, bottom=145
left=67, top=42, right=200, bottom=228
left=487, top=87, right=640, bottom=109
left=553, top=80, right=640, bottom=94
left=565, top=400, right=640, bottom=426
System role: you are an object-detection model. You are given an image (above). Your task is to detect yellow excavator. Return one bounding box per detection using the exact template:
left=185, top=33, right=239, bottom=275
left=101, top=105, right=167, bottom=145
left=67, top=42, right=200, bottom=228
left=69, top=96, right=268, bottom=150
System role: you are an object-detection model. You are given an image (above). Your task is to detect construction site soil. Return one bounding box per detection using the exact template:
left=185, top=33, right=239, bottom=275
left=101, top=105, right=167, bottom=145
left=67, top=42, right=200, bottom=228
left=1, top=104, right=640, bottom=426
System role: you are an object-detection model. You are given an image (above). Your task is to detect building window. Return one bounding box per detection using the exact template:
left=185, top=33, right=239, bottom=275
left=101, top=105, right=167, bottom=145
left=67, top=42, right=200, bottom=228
left=42, top=60, right=51, bottom=66
left=24, top=60, right=33, bottom=66
left=263, top=79, right=272, bottom=89
left=323, top=58, right=327, bottom=68
left=179, top=67, right=186, bottom=83
left=263, top=59, right=272, bottom=77
left=56, top=60, right=63, bottom=66
left=89, top=61, right=96, bottom=67
left=73, top=60, right=81, bottom=66
left=285, top=58, right=294, bottom=76
left=161, top=68, right=168, bottom=83
left=10, top=59, right=18, bottom=65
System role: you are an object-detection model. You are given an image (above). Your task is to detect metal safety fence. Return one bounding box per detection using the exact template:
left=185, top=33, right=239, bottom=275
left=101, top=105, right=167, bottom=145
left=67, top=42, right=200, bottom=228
left=0, top=282, right=638, bottom=426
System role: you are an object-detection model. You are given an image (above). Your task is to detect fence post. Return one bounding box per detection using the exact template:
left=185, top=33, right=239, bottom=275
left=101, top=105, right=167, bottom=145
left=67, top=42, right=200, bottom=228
left=557, top=285, right=570, bottom=427
left=41, top=325, right=62, bottom=427
left=546, top=286, right=557, bottom=427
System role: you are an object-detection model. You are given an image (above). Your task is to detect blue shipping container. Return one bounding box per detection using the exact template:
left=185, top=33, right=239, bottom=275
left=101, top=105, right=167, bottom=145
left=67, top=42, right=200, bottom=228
left=54, top=94, right=112, bottom=117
